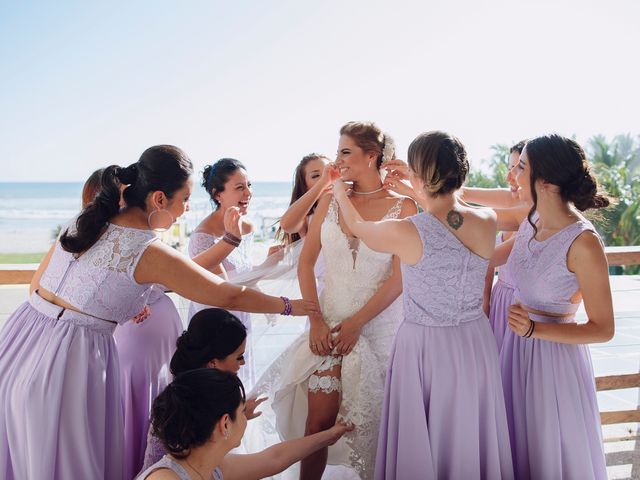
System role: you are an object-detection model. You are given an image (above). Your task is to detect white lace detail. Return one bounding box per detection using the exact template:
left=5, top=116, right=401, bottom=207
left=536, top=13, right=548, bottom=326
left=39, top=223, right=157, bottom=324
left=309, top=374, right=342, bottom=394
left=317, top=355, right=342, bottom=372
left=250, top=195, right=404, bottom=479
left=401, top=213, right=489, bottom=327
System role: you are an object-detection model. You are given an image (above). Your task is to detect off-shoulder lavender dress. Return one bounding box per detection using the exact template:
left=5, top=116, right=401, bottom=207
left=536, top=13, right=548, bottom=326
left=375, top=212, right=514, bottom=480
left=500, top=217, right=607, bottom=479
left=0, top=223, right=157, bottom=479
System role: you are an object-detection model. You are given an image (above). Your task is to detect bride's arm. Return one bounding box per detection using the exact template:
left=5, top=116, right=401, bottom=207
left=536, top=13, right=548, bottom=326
left=332, top=180, right=422, bottom=265
left=298, top=193, right=333, bottom=356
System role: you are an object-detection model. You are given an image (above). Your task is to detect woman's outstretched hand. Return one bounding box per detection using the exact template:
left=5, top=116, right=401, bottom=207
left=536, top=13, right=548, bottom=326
left=320, top=162, right=341, bottom=190
left=325, top=420, right=355, bottom=445
left=244, top=396, right=268, bottom=420
left=381, top=159, right=410, bottom=180
left=224, top=206, right=243, bottom=237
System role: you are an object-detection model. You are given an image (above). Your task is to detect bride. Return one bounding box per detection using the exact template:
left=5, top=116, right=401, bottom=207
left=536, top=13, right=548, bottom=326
left=252, top=122, right=416, bottom=479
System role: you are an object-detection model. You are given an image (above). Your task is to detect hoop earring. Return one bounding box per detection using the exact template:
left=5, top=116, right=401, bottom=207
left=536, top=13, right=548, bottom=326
left=148, top=209, right=174, bottom=232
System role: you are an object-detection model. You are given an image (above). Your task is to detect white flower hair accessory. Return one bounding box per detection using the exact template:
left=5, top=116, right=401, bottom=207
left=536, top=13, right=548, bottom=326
left=381, top=133, right=395, bottom=164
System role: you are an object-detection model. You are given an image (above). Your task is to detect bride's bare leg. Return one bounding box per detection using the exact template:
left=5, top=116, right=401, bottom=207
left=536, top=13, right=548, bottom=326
left=300, top=360, right=342, bottom=480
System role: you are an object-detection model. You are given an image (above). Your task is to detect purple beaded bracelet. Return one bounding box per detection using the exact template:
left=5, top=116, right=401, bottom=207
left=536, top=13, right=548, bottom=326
left=280, top=296, right=292, bottom=316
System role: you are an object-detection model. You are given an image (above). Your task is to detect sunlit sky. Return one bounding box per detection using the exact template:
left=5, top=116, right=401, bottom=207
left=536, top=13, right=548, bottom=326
left=1, top=0, right=639, bottom=182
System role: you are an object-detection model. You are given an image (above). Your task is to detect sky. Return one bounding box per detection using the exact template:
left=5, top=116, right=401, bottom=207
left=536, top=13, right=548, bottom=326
left=1, top=0, right=639, bottom=182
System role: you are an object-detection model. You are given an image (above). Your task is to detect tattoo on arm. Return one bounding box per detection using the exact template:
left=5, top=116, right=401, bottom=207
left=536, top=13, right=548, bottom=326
left=446, top=210, right=464, bottom=230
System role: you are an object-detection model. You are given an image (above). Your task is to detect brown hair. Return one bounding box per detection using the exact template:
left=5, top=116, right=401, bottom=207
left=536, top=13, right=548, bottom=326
left=339, top=121, right=387, bottom=168
left=524, top=134, right=610, bottom=238
left=510, top=140, right=527, bottom=155
left=408, top=131, right=469, bottom=196
left=81, top=168, right=105, bottom=208
left=276, top=153, right=329, bottom=244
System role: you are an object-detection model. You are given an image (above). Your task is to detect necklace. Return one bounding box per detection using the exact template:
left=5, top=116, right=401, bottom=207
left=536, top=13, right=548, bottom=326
left=184, top=457, right=206, bottom=480
left=351, top=186, right=384, bottom=196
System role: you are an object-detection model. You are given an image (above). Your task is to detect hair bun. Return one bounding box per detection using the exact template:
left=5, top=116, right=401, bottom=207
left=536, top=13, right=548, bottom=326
left=175, top=330, right=192, bottom=349
left=564, top=169, right=610, bottom=211
left=116, top=164, right=138, bottom=185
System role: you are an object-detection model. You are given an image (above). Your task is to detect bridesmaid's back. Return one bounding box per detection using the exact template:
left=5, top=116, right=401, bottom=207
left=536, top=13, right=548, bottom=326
left=402, top=211, right=492, bottom=327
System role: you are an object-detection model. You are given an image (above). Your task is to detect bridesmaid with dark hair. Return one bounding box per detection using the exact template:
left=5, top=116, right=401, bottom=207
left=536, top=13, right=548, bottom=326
left=80, top=166, right=184, bottom=479
left=188, top=158, right=259, bottom=387
left=138, top=368, right=352, bottom=480
left=498, top=134, right=613, bottom=479
left=0, top=145, right=317, bottom=479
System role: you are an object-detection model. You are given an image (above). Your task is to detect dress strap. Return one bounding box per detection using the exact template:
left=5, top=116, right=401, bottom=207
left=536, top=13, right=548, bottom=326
left=326, top=196, right=339, bottom=224
left=383, top=198, right=405, bottom=220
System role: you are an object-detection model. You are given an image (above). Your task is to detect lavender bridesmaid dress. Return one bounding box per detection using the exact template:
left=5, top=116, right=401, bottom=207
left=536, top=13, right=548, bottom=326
left=114, top=286, right=183, bottom=479
left=0, top=223, right=157, bottom=479
left=375, top=212, right=514, bottom=480
left=500, top=217, right=607, bottom=479
left=488, top=232, right=516, bottom=350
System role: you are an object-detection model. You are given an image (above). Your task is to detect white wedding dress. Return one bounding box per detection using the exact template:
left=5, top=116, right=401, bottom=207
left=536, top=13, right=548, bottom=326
left=250, top=197, right=403, bottom=480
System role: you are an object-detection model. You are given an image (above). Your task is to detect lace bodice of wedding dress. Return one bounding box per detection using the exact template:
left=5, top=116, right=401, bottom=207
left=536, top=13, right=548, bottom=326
left=319, top=197, right=402, bottom=329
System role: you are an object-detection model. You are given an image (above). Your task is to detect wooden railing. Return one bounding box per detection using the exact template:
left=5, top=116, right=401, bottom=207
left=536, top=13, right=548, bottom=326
left=1, top=246, right=638, bottom=286
left=594, top=246, right=640, bottom=445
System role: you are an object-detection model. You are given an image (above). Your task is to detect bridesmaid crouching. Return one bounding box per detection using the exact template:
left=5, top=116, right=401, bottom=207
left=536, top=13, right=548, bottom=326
left=138, top=367, right=353, bottom=480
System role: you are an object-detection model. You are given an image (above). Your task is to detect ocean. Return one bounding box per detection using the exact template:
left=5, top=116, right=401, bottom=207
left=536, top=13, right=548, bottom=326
left=0, top=182, right=293, bottom=254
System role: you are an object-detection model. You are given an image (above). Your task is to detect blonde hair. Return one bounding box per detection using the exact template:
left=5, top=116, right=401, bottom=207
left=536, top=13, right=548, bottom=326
left=339, top=121, right=386, bottom=168
left=408, top=131, right=469, bottom=195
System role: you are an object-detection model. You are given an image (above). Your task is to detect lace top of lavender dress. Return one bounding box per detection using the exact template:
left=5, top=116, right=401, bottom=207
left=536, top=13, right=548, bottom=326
left=39, top=222, right=158, bottom=324
left=402, top=212, right=489, bottom=327
left=508, top=215, right=598, bottom=316
left=188, top=230, right=254, bottom=275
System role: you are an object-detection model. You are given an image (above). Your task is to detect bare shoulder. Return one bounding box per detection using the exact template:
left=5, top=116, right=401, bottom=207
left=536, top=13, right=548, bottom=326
left=399, top=197, right=418, bottom=218
left=193, top=213, right=217, bottom=235
left=241, top=219, right=254, bottom=235
left=568, top=230, right=606, bottom=266
left=461, top=205, right=497, bottom=231
left=145, top=468, right=181, bottom=480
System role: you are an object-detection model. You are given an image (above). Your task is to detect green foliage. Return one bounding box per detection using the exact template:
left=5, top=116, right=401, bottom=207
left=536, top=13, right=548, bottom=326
left=0, top=252, right=47, bottom=264
left=466, top=143, right=511, bottom=188
left=585, top=134, right=640, bottom=274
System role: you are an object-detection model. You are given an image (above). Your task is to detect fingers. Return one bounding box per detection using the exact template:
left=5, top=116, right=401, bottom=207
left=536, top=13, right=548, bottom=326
left=316, top=337, right=328, bottom=356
